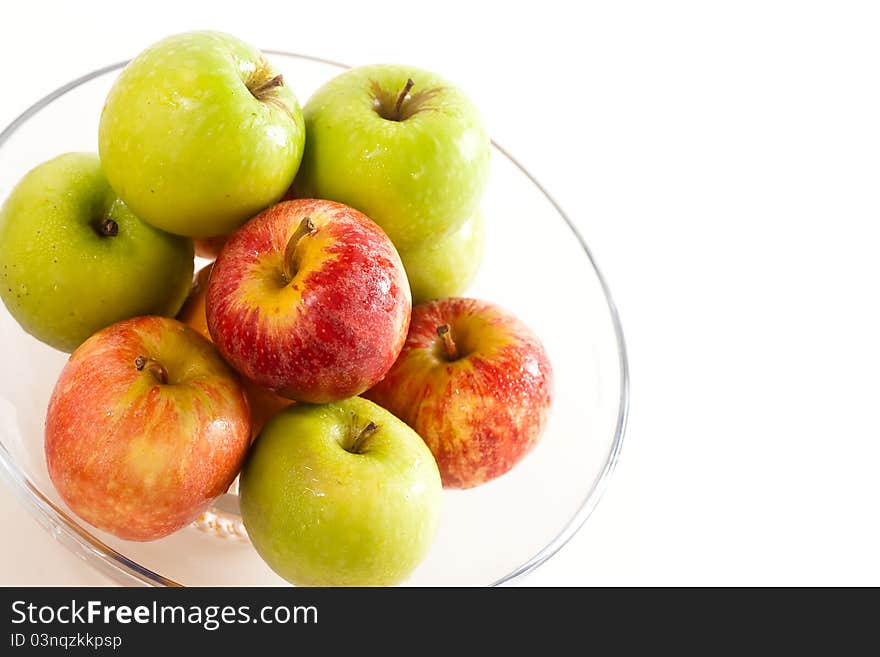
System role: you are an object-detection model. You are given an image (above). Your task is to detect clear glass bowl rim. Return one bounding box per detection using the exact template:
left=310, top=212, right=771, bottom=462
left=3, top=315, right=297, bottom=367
left=0, top=51, right=630, bottom=587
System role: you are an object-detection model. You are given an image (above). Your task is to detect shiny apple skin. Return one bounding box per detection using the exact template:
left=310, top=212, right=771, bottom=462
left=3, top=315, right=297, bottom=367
left=45, top=316, right=251, bottom=541
left=365, top=298, right=553, bottom=488
left=206, top=199, right=411, bottom=403
left=177, top=263, right=292, bottom=437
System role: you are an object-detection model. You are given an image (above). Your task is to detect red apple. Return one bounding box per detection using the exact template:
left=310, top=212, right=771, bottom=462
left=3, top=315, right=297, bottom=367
left=364, top=298, right=553, bottom=488
left=206, top=198, right=411, bottom=403
left=45, top=316, right=251, bottom=541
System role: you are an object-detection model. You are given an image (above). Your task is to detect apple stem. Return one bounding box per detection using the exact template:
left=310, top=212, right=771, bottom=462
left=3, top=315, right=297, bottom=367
left=282, top=217, right=317, bottom=283
left=250, top=73, right=285, bottom=100
left=134, top=355, right=168, bottom=385
left=394, top=78, right=415, bottom=120
left=351, top=421, right=379, bottom=454
left=98, top=218, right=118, bottom=237
left=437, top=324, right=459, bottom=361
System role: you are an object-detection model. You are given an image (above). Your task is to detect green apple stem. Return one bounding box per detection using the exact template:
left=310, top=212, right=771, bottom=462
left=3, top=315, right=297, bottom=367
left=97, top=218, right=118, bottom=237
left=437, top=324, right=459, bottom=361
left=350, top=421, right=379, bottom=454
left=282, top=217, right=316, bottom=283
left=134, top=355, right=168, bottom=384
left=394, top=78, right=415, bottom=121
left=250, top=73, right=285, bottom=100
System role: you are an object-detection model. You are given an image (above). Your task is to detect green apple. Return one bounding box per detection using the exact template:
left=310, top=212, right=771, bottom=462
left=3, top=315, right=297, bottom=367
left=295, top=64, right=490, bottom=249
left=98, top=31, right=305, bottom=238
left=0, top=153, right=193, bottom=352
left=400, top=211, right=484, bottom=304
left=240, top=397, right=442, bottom=586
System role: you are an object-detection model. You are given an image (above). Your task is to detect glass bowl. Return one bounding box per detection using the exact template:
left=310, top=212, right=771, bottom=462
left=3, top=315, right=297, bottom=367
left=0, top=52, right=629, bottom=586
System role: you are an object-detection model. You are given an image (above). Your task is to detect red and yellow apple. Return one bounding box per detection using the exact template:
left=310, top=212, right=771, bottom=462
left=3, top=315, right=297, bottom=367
left=206, top=198, right=411, bottom=403
left=177, top=263, right=292, bottom=437
left=365, top=297, right=553, bottom=488
left=45, top=316, right=251, bottom=541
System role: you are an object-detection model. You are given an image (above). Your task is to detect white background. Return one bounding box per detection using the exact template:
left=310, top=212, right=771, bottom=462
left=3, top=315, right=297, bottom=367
left=1, top=0, right=879, bottom=586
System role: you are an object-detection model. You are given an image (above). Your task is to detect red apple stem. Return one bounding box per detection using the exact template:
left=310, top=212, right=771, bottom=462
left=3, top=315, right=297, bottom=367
left=437, top=324, right=459, bottom=361
left=351, top=421, right=379, bottom=454
left=134, top=355, right=168, bottom=385
left=250, top=73, right=284, bottom=99
left=394, top=78, right=415, bottom=120
left=282, top=217, right=317, bottom=283
left=98, top=218, right=118, bottom=237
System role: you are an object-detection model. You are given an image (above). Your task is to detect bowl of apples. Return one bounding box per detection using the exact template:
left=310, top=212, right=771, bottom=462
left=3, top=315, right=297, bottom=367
left=0, top=32, right=628, bottom=586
